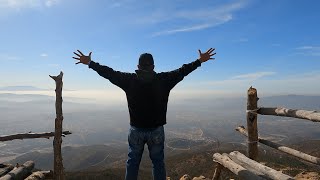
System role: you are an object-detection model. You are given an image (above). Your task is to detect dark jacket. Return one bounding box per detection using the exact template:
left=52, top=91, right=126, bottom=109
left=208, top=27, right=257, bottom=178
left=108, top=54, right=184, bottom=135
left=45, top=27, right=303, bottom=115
left=89, top=60, right=201, bottom=128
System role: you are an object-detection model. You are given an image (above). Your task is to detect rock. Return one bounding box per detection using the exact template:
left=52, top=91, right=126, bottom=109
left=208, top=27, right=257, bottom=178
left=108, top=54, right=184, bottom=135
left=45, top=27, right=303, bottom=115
left=179, top=174, right=210, bottom=180
left=180, top=174, right=192, bottom=180
left=295, top=171, right=320, bottom=180
left=192, top=175, right=208, bottom=180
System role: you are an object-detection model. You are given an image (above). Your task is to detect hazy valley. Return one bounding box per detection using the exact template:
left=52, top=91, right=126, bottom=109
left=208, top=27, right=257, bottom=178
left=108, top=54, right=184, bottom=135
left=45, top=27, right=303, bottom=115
left=1, top=92, right=320, bottom=179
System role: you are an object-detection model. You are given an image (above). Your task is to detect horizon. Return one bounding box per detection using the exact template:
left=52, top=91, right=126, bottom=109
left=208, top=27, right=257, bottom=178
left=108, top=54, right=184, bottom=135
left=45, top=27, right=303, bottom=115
left=0, top=0, right=319, bottom=101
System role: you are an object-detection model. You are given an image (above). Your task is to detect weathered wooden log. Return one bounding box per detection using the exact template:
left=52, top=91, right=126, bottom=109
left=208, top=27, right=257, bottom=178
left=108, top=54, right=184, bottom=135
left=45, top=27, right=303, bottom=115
left=0, top=165, right=14, bottom=177
left=0, top=131, right=71, bottom=142
left=229, top=151, right=294, bottom=180
left=246, top=86, right=259, bottom=160
left=236, top=126, right=320, bottom=165
left=50, top=71, right=65, bottom=180
left=212, top=153, right=264, bottom=180
left=25, top=170, right=53, bottom=180
left=212, top=163, right=223, bottom=180
left=0, top=161, right=34, bottom=180
left=257, top=107, right=320, bottom=122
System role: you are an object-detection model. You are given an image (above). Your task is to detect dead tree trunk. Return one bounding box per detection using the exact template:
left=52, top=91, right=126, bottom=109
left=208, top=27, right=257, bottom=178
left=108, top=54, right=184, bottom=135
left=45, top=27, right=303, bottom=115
left=212, top=153, right=264, bottom=180
left=50, top=71, right=65, bottom=180
left=25, top=170, right=53, bottom=180
left=229, top=151, right=294, bottom=180
left=0, top=161, right=34, bottom=180
left=0, top=165, right=14, bottom=177
left=247, top=86, right=258, bottom=160
left=0, top=131, right=71, bottom=142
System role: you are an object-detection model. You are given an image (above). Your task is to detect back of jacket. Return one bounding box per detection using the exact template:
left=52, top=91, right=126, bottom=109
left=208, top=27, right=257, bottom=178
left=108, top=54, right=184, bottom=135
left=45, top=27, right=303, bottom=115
left=89, top=60, right=201, bottom=128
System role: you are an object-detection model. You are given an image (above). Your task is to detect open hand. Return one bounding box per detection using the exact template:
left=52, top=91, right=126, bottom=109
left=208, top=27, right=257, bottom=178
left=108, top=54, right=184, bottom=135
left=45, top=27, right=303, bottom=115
left=72, top=50, right=92, bottom=65
left=198, top=48, right=216, bottom=63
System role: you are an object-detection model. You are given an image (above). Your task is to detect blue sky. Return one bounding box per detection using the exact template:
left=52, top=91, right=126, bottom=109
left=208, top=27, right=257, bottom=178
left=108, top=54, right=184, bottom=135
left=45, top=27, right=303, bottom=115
left=0, top=0, right=319, bottom=101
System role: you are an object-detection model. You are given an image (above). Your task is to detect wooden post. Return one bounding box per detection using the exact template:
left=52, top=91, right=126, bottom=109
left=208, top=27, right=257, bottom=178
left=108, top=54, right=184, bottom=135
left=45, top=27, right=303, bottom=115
left=50, top=71, right=65, bottom=180
left=212, top=163, right=223, bottom=180
left=247, top=86, right=258, bottom=160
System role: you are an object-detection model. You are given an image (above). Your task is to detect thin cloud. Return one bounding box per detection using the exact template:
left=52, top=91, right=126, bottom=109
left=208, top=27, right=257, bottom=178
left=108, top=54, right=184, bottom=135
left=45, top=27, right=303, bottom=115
left=0, top=0, right=60, bottom=10
left=295, top=45, right=320, bottom=56
left=233, top=38, right=249, bottom=43
left=147, top=1, right=248, bottom=37
left=231, top=72, right=276, bottom=80
left=45, top=0, right=59, bottom=7
left=48, top=63, right=59, bottom=67
left=152, top=23, right=213, bottom=37
left=40, top=53, right=48, bottom=57
left=0, top=53, right=21, bottom=61
left=193, top=71, right=320, bottom=96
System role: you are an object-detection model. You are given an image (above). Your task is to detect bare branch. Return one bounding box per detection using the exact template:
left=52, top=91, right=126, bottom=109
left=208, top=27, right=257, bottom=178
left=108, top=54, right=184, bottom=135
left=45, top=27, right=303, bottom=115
left=0, top=131, right=71, bottom=142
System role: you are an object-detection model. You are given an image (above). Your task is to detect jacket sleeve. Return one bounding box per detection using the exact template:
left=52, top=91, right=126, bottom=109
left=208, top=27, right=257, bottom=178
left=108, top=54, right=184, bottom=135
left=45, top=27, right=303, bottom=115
left=89, top=61, right=133, bottom=91
left=163, top=59, right=201, bottom=90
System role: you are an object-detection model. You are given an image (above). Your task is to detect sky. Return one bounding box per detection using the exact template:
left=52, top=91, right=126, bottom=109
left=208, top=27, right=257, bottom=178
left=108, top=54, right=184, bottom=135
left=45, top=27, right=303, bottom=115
left=0, top=0, right=320, bottom=101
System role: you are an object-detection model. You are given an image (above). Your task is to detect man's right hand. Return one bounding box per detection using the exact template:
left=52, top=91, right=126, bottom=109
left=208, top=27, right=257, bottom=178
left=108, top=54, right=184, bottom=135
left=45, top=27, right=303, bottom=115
left=198, top=48, right=216, bottom=63
left=73, top=50, right=92, bottom=65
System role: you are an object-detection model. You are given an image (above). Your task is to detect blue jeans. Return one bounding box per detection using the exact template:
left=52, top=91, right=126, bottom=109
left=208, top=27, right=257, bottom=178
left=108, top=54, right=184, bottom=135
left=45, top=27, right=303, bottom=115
left=125, top=125, right=166, bottom=180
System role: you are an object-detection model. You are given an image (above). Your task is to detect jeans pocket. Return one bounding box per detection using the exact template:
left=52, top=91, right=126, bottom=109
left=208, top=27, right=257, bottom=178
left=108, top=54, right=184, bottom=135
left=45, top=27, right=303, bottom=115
left=150, top=129, right=164, bottom=145
left=128, top=129, right=143, bottom=145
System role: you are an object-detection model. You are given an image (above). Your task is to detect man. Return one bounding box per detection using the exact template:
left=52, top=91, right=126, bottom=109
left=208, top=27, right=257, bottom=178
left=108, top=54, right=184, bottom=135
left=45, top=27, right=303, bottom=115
left=72, top=48, right=216, bottom=180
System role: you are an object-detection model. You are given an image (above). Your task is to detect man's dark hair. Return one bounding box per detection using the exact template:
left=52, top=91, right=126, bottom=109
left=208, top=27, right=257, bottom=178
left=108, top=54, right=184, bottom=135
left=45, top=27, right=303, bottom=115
left=139, top=53, right=154, bottom=71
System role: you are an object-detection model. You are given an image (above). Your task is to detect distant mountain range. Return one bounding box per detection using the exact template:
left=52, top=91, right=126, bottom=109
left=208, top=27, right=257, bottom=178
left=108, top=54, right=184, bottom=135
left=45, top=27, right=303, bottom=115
left=0, top=86, right=48, bottom=91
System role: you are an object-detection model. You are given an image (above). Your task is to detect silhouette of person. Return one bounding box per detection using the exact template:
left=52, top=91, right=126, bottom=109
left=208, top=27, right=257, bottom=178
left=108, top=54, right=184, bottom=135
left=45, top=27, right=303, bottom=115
left=73, top=48, right=216, bottom=180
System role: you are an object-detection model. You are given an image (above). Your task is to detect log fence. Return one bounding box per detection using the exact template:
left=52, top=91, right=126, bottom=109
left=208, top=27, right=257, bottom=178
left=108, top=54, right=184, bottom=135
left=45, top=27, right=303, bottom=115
left=0, top=72, right=70, bottom=180
left=213, top=86, right=320, bottom=179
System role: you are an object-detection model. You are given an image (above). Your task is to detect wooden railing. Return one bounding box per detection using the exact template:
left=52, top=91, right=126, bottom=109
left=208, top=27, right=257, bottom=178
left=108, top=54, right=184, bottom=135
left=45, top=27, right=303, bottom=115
left=212, top=86, right=320, bottom=180
left=0, top=72, right=70, bottom=180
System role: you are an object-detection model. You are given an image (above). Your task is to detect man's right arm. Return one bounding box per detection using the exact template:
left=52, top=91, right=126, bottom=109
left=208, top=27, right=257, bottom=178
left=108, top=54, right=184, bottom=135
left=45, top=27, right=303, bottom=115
left=73, top=50, right=132, bottom=90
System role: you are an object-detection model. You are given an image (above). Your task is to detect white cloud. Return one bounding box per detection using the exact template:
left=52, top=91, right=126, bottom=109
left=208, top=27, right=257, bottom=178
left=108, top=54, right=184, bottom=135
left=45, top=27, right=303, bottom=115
left=295, top=46, right=320, bottom=56
left=152, top=23, right=213, bottom=37
left=231, top=72, right=276, bottom=80
left=0, top=0, right=60, bottom=10
left=45, top=0, right=59, bottom=7
left=0, top=53, right=20, bottom=61
left=48, top=63, right=59, bottom=67
left=40, top=53, right=48, bottom=57
left=143, top=0, right=248, bottom=36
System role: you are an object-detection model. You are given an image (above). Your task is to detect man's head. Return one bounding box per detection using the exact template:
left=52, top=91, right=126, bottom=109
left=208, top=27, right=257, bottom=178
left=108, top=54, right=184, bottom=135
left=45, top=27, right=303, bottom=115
left=138, top=53, right=154, bottom=71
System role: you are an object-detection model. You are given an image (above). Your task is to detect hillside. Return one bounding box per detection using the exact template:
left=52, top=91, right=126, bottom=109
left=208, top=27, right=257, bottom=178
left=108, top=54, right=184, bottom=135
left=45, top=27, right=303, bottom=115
left=64, top=140, right=320, bottom=179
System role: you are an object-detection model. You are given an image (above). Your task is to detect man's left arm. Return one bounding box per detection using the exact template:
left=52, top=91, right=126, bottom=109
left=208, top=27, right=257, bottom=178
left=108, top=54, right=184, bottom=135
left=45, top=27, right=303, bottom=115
left=164, top=48, right=216, bottom=89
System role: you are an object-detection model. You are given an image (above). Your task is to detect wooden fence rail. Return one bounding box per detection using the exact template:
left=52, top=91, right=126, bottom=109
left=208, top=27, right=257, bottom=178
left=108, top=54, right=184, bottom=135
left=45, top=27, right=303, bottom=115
left=236, top=126, right=320, bottom=165
left=213, top=86, right=320, bottom=179
left=0, top=131, right=71, bottom=142
left=257, top=107, right=320, bottom=122
left=1, top=71, right=68, bottom=180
